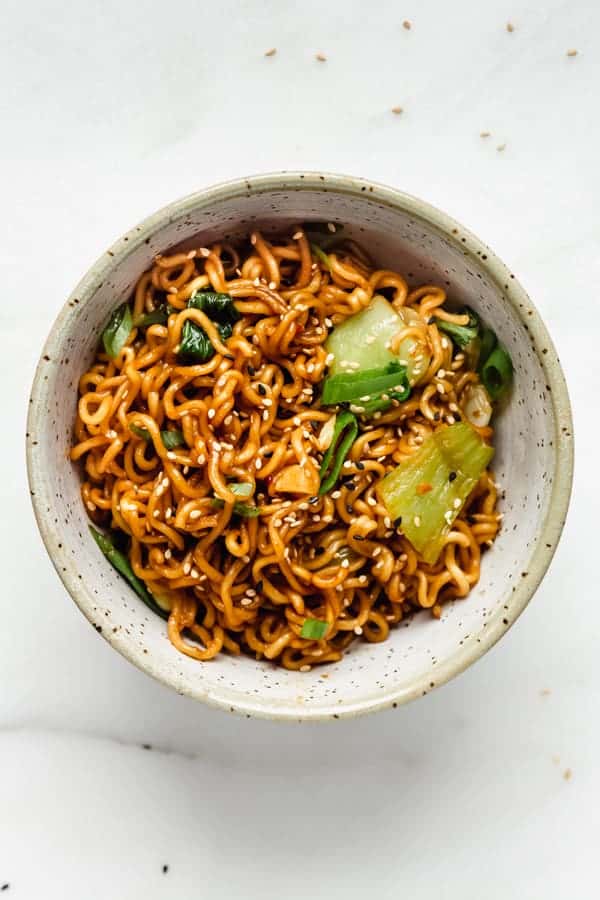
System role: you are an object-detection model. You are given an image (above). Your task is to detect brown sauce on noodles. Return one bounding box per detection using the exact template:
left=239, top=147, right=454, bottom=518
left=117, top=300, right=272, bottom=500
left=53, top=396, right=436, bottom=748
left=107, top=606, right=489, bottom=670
left=71, top=228, right=500, bottom=670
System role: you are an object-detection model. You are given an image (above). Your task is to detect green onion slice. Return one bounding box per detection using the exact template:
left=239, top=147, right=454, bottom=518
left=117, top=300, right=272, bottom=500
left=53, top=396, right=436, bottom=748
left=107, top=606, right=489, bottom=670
left=300, top=618, right=328, bottom=640
left=435, top=308, right=480, bottom=349
left=129, top=424, right=185, bottom=449
left=89, top=526, right=168, bottom=620
left=212, top=498, right=261, bottom=517
left=102, top=304, right=133, bottom=359
left=321, top=362, right=410, bottom=406
left=480, top=345, right=513, bottom=400
left=319, top=411, right=359, bottom=495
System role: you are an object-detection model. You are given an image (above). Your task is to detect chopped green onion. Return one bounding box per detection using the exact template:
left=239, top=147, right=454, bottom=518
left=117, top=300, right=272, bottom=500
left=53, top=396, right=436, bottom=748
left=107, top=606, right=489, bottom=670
left=179, top=290, right=240, bottom=363
left=309, top=242, right=331, bottom=270
left=481, top=345, right=513, bottom=400
left=319, top=411, right=358, bottom=495
left=300, top=618, right=328, bottom=639
left=435, top=308, right=480, bottom=349
left=230, top=482, right=253, bottom=498
left=322, top=362, right=410, bottom=406
left=161, top=429, right=185, bottom=449
left=376, top=423, right=494, bottom=564
left=88, top=526, right=168, bottom=620
left=129, top=423, right=185, bottom=449
left=102, top=303, right=133, bottom=359
left=212, top=498, right=261, bottom=517
left=304, top=222, right=344, bottom=250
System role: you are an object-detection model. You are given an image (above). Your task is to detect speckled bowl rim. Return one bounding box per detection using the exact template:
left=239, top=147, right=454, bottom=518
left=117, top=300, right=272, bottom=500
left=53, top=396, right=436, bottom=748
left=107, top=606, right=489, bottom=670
left=26, top=171, right=574, bottom=721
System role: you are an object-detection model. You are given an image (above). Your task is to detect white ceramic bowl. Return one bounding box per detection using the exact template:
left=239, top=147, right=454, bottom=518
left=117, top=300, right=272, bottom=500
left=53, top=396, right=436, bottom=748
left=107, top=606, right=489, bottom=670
left=26, top=173, right=573, bottom=720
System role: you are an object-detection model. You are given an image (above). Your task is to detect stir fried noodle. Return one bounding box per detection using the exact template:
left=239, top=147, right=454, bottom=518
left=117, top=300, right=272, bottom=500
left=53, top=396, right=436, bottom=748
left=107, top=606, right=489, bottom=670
left=71, top=228, right=501, bottom=670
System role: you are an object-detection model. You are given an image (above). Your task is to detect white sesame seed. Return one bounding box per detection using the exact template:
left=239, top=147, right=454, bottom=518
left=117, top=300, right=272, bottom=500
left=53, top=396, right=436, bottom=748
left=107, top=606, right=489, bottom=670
left=166, top=451, right=176, bottom=460
left=164, top=549, right=172, bottom=560
left=161, top=477, right=169, bottom=488
left=262, top=410, right=269, bottom=421
left=325, top=353, right=335, bottom=365
left=453, top=498, right=462, bottom=509
left=413, top=515, right=421, bottom=527
left=372, top=547, right=382, bottom=557
left=437, top=369, right=446, bottom=378
left=255, top=458, right=262, bottom=470
left=341, top=558, right=349, bottom=569
left=444, top=510, right=454, bottom=524
left=208, top=408, right=216, bottom=420
left=327, top=222, right=336, bottom=233
left=313, top=515, right=321, bottom=522
left=155, top=485, right=164, bottom=497
left=250, top=235, right=257, bottom=245
left=105, top=429, right=117, bottom=439
left=86, top=501, right=95, bottom=511
left=354, top=625, right=363, bottom=635
left=183, top=465, right=189, bottom=475
left=384, top=516, right=392, bottom=528
left=358, top=575, right=368, bottom=584
left=197, top=455, right=206, bottom=465
left=190, top=510, right=201, bottom=520
left=268, top=281, right=277, bottom=290
left=446, top=415, right=456, bottom=425
left=199, top=247, right=210, bottom=257
left=240, top=597, right=253, bottom=606
left=224, top=415, right=232, bottom=426
left=153, top=509, right=160, bottom=518
left=331, top=490, right=342, bottom=499
left=441, top=337, right=450, bottom=349
left=293, top=416, right=301, bottom=426
left=299, top=665, right=311, bottom=672
left=246, top=589, right=257, bottom=597
left=293, top=231, right=303, bottom=240
left=183, top=562, right=191, bottom=575
left=449, top=402, right=459, bottom=412
left=263, top=398, right=273, bottom=407
left=336, top=584, right=343, bottom=592
left=367, top=496, right=377, bottom=507
left=253, top=277, right=260, bottom=286
left=191, top=569, right=199, bottom=578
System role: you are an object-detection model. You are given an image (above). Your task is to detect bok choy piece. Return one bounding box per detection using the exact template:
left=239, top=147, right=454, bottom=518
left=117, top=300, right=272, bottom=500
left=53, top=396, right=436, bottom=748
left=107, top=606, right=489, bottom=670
left=321, top=361, right=410, bottom=406
left=178, top=290, right=240, bottom=363
left=129, top=424, right=185, bottom=449
left=102, top=304, right=133, bottom=359
left=376, top=423, right=494, bottom=564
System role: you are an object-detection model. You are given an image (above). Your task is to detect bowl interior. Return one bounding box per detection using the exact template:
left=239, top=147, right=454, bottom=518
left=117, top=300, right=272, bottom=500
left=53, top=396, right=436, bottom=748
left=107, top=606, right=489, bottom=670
left=28, top=176, right=569, bottom=719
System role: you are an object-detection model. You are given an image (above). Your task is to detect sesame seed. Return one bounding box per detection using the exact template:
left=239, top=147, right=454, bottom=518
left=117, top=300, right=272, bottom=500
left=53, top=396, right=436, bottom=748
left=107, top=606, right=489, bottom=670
left=191, top=569, right=199, bottom=578
left=327, top=222, right=336, bottom=233
left=250, top=235, right=257, bottom=245
left=293, top=416, right=301, bottom=426
left=315, top=52, right=327, bottom=62
left=263, top=398, right=273, bottom=407
left=566, top=48, right=578, bottom=57
left=156, top=485, right=164, bottom=497
left=354, top=625, right=363, bottom=635
left=207, top=409, right=215, bottom=420
left=161, top=478, right=169, bottom=488
left=453, top=498, right=461, bottom=509
left=402, top=19, right=411, bottom=29
left=268, top=281, right=277, bottom=290
left=242, top=555, right=250, bottom=563
left=246, top=589, right=257, bottom=597
left=165, top=509, right=172, bottom=519
left=293, top=231, right=303, bottom=240
left=262, top=410, right=269, bottom=421
left=413, top=515, right=421, bottom=527
left=264, top=47, right=276, bottom=56
left=166, top=451, right=176, bottom=460
left=446, top=415, right=456, bottom=425
left=331, top=490, right=342, bottom=499
left=436, top=383, right=445, bottom=394
left=86, top=501, right=95, bottom=511
left=197, top=455, right=206, bottom=465
left=373, top=547, right=382, bottom=557
left=480, top=130, right=491, bottom=138
left=313, top=515, right=321, bottom=522
left=341, top=558, right=349, bottom=568
left=152, top=509, right=160, bottom=518
left=506, top=22, right=514, bottom=32
left=212, top=441, right=222, bottom=451
left=199, top=247, right=210, bottom=257
left=164, top=549, right=172, bottom=560
left=437, top=369, right=446, bottom=378
left=255, top=458, right=262, bottom=470
left=367, top=496, right=377, bottom=507
left=497, top=143, right=506, bottom=152
left=343, top=460, right=353, bottom=469
left=190, top=510, right=201, bottom=519
left=183, top=562, right=191, bottom=575
left=384, top=516, right=392, bottom=528
left=358, top=575, right=368, bottom=584
left=240, top=597, right=253, bottom=606
left=324, top=318, right=333, bottom=328
left=441, top=337, right=450, bottom=349
left=444, top=510, right=454, bottom=524
left=325, top=353, right=335, bottom=365
left=299, top=664, right=312, bottom=672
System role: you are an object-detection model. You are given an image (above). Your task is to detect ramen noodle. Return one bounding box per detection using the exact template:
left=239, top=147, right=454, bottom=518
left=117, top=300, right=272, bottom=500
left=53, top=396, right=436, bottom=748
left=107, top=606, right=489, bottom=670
left=71, top=226, right=512, bottom=670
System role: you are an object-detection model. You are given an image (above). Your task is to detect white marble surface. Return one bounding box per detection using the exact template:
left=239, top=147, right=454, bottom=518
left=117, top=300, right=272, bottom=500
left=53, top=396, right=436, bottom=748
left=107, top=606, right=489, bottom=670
left=2, top=0, right=597, bottom=895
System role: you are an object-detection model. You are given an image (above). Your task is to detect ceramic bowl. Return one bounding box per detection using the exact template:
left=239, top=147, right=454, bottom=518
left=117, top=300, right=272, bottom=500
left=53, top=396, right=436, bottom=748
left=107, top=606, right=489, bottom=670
left=26, top=172, right=573, bottom=720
